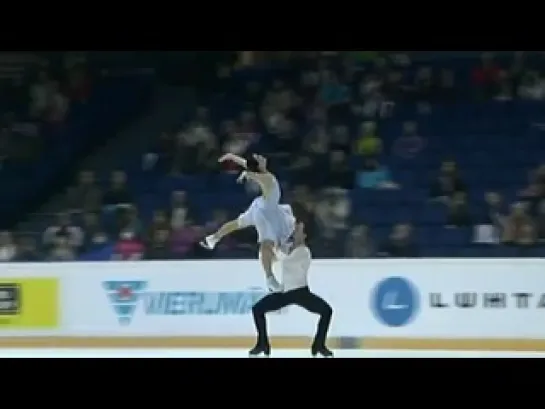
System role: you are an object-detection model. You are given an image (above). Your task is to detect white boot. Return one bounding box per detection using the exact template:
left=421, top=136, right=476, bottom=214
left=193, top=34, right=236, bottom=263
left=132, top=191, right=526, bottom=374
left=199, top=235, right=218, bottom=250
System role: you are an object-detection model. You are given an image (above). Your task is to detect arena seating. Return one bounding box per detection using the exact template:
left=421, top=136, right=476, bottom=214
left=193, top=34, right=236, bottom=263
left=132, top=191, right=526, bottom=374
left=11, top=51, right=545, bottom=260
left=0, top=71, right=153, bottom=229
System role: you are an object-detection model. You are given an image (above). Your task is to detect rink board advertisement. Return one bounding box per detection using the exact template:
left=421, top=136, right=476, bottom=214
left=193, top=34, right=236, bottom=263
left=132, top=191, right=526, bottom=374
left=1, top=260, right=545, bottom=349
left=0, top=277, right=59, bottom=330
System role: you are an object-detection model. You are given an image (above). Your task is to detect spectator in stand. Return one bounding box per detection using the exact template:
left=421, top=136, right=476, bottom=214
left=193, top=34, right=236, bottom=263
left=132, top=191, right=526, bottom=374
left=356, top=158, right=398, bottom=189
left=320, top=71, right=350, bottom=123
left=261, top=82, right=298, bottom=145
left=320, top=71, right=350, bottom=107
left=519, top=165, right=545, bottom=213
left=265, top=79, right=298, bottom=120
left=0, top=231, right=17, bottom=261
left=144, top=131, right=175, bottom=174
left=145, top=229, right=173, bottom=260
left=314, top=190, right=350, bottom=232
left=311, top=226, right=346, bottom=258
left=268, top=118, right=300, bottom=166
left=81, top=212, right=109, bottom=253
left=169, top=190, right=194, bottom=230
left=43, top=212, right=83, bottom=254
left=290, top=124, right=328, bottom=186
left=472, top=52, right=501, bottom=100
left=68, top=170, right=102, bottom=212
left=345, top=225, right=376, bottom=258
left=173, top=123, right=216, bottom=175
left=190, top=112, right=218, bottom=173
left=47, top=235, right=76, bottom=261
left=445, top=192, right=472, bottom=228
left=515, top=223, right=538, bottom=248
left=221, top=119, right=255, bottom=172
left=502, top=202, right=535, bottom=245
left=430, top=160, right=466, bottom=202
left=14, top=236, right=41, bottom=262
left=112, top=230, right=144, bottom=261
left=238, top=110, right=261, bottom=144
left=170, top=219, right=201, bottom=258
left=473, top=192, right=505, bottom=245
left=323, top=150, right=353, bottom=190
left=378, top=223, right=420, bottom=258
left=104, top=171, right=132, bottom=208
left=393, top=121, right=425, bottom=159
left=113, top=205, right=142, bottom=239
left=330, top=125, right=351, bottom=156
left=220, top=120, right=243, bottom=173
left=147, top=210, right=170, bottom=246
left=355, top=121, right=382, bottom=159
left=353, top=73, right=386, bottom=120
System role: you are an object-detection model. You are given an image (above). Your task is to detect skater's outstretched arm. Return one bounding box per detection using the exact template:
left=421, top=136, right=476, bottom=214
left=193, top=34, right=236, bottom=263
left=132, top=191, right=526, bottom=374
left=219, top=153, right=274, bottom=197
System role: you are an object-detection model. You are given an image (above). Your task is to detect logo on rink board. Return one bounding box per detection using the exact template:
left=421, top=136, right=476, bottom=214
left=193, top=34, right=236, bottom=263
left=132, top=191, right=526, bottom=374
left=371, top=277, right=419, bottom=327
left=0, top=283, right=21, bottom=315
left=103, top=281, right=148, bottom=325
left=103, top=280, right=280, bottom=325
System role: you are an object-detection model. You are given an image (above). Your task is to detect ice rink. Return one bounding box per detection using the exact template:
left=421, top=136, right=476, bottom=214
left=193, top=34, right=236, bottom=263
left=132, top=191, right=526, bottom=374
left=0, top=349, right=544, bottom=358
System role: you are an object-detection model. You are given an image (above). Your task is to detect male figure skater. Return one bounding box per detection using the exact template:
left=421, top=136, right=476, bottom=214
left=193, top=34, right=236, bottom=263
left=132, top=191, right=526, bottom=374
left=249, top=222, right=334, bottom=358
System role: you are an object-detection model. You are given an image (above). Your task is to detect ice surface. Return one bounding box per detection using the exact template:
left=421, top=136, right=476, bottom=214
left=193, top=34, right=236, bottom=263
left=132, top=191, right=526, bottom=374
left=0, top=349, right=543, bottom=358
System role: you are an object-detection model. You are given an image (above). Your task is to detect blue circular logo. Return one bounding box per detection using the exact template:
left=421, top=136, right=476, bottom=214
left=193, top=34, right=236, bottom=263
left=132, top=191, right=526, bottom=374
left=371, top=277, right=419, bottom=327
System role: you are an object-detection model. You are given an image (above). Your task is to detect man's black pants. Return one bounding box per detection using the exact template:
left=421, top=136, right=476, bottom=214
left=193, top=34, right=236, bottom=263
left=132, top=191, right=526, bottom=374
left=251, top=286, right=333, bottom=347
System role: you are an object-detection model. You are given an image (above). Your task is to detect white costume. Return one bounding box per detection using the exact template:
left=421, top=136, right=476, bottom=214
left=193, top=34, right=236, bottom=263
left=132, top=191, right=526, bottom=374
left=237, top=175, right=295, bottom=247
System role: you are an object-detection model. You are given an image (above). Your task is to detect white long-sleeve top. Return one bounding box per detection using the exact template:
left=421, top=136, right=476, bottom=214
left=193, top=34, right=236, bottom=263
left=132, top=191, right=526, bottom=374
left=281, top=245, right=311, bottom=292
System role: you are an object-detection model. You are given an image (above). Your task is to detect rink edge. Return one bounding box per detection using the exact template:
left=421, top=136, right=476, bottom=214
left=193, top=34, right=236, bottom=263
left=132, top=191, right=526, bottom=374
left=360, top=337, right=545, bottom=351
left=0, top=336, right=316, bottom=348
left=0, top=337, right=544, bottom=351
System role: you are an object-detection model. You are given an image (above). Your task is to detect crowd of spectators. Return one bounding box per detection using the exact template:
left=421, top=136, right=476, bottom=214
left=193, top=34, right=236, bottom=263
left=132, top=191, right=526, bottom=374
left=3, top=51, right=545, bottom=261
left=0, top=54, right=90, bottom=170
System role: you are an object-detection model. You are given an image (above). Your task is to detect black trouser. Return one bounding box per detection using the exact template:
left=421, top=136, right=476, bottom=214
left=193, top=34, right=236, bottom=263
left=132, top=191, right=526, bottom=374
left=251, top=286, right=333, bottom=347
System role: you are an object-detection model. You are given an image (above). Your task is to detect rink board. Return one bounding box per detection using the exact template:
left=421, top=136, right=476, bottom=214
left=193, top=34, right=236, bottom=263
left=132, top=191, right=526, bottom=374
left=0, top=337, right=544, bottom=351
left=2, top=259, right=545, bottom=351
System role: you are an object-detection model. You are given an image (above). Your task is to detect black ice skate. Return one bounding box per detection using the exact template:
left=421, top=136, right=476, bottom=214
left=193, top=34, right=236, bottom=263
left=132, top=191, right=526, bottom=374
left=249, top=343, right=271, bottom=357
left=311, top=345, right=334, bottom=358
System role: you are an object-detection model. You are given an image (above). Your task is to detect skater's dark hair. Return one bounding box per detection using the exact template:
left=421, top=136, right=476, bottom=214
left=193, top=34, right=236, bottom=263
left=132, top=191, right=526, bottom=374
left=245, top=155, right=263, bottom=173
left=289, top=203, right=312, bottom=242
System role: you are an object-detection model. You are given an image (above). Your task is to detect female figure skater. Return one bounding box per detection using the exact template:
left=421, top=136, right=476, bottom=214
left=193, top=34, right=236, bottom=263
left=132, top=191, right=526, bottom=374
left=200, top=153, right=295, bottom=292
left=249, top=221, right=334, bottom=358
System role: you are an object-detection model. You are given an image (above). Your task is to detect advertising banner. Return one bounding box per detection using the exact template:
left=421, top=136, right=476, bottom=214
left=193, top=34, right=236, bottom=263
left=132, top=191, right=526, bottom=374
left=1, top=259, right=545, bottom=351
left=0, top=278, right=59, bottom=329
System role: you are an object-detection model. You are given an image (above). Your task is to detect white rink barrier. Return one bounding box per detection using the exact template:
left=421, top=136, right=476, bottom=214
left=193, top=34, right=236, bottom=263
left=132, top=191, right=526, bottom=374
left=1, top=259, right=545, bottom=351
